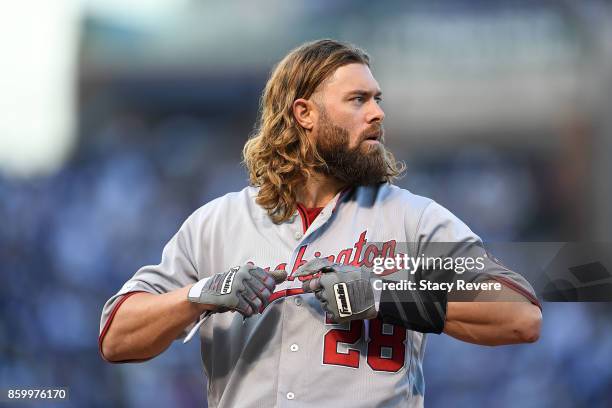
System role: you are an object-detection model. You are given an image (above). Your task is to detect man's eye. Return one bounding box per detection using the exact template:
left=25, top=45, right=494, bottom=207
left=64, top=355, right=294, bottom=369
left=374, top=97, right=383, bottom=104
left=352, top=96, right=364, bottom=103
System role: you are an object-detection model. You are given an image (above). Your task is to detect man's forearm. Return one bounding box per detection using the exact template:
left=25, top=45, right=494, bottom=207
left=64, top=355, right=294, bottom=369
left=101, top=285, right=213, bottom=362
left=443, top=300, right=542, bottom=346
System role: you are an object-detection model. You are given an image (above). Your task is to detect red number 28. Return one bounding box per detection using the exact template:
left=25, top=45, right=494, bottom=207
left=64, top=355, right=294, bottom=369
left=322, top=316, right=406, bottom=372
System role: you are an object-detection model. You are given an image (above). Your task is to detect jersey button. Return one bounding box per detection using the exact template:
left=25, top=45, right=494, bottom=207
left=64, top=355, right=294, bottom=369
left=294, top=297, right=302, bottom=306
left=286, top=392, right=295, bottom=400
left=294, top=231, right=303, bottom=240
left=290, top=343, right=299, bottom=352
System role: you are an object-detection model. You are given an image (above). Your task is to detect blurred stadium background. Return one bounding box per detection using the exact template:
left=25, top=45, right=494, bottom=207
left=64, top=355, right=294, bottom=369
left=1, top=1, right=612, bottom=407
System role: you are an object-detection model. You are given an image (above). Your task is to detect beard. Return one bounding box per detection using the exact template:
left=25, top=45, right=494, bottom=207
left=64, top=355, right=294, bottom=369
left=315, top=110, right=389, bottom=186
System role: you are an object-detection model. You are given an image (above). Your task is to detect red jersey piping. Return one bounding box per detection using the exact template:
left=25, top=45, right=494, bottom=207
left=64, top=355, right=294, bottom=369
left=98, top=291, right=152, bottom=364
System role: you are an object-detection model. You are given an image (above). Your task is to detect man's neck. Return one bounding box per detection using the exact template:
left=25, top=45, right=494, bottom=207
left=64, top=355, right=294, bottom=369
left=297, top=173, right=346, bottom=209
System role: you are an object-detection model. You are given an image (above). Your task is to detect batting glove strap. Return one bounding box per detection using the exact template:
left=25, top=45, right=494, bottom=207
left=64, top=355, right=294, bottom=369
left=188, top=277, right=211, bottom=302
left=327, top=279, right=377, bottom=323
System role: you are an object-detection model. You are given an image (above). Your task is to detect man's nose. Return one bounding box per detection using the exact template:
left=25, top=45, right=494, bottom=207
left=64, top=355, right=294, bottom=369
left=367, top=101, right=385, bottom=124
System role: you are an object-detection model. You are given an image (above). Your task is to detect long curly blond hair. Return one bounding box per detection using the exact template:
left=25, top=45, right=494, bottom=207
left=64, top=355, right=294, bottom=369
left=243, top=39, right=403, bottom=224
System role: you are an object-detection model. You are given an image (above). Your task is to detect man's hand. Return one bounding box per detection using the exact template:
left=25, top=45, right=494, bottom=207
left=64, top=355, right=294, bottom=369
left=294, top=258, right=376, bottom=323
left=188, top=264, right=287, bottom=317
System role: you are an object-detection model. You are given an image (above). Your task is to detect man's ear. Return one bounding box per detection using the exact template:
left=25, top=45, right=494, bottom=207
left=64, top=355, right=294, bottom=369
left=292, top=98, right=317, bottom=130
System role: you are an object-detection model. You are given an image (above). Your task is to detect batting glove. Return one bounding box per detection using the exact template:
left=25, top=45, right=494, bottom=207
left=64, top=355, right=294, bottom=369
left=188, top=264, right=287, bottom=317
left=294, top=258, right=377, bottom=323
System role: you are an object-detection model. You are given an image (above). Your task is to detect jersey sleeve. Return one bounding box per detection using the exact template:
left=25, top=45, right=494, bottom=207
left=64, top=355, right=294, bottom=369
left=99, top=213, right=201, bottom=360
left=412, top=201, right=540, bottom=307
left=378, top=200, right=541, bottom=334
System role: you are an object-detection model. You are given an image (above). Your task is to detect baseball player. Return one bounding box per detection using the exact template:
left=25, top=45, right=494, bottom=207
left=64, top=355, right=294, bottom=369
left=99, top=39, right=542, bottom=407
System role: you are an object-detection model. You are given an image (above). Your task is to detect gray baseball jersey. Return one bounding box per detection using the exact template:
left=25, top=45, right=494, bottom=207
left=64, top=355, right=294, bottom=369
left=99, top=183, right=539, bottom=408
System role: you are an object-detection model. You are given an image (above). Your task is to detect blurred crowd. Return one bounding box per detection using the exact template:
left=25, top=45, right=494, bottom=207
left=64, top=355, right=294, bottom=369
left=1, top=111, right=611, bottom=407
